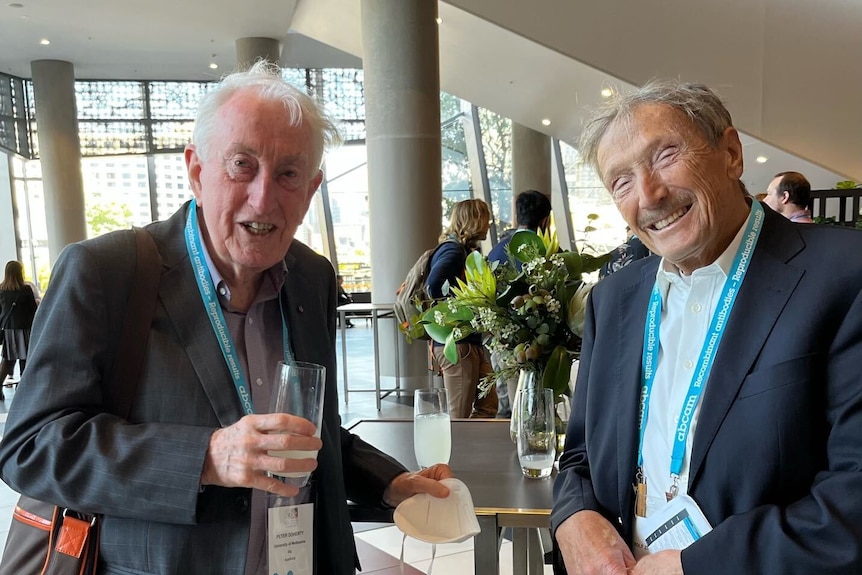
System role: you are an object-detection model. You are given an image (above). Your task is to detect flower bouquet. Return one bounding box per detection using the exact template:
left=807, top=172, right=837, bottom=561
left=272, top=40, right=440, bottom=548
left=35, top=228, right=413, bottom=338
left=418, top=228, right=610, bottom=401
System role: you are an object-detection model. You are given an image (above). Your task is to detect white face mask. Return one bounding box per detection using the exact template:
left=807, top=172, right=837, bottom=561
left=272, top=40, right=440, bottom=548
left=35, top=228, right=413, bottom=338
left=393, top=477, right=481, bottom=544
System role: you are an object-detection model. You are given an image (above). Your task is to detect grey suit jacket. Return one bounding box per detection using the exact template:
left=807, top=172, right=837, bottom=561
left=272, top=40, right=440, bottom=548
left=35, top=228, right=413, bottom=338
left=553, top=206, right=862, bottom=573
left=0, top=203, right=406, bottom=575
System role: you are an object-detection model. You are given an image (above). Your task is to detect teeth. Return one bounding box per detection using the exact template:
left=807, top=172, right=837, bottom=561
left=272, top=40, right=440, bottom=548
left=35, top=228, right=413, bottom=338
left=653, top=207, right=689, bottom=230
left=243, top=222, right=274, bottom=234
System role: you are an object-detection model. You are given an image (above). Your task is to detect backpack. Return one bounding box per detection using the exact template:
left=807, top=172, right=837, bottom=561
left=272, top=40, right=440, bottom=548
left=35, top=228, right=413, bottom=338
left=394, top=245, right=440, bottom=341
left=394, top=240, right=466, bottom=341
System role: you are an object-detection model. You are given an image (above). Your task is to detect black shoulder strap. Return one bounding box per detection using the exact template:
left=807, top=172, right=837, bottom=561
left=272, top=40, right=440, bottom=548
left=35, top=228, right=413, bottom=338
left=107, top=227, right=161, bottom=420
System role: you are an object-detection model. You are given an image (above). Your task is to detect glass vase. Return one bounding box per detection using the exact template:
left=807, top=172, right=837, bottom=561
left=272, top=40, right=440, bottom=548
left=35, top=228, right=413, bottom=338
left=509, top=369, right=540, bottom=443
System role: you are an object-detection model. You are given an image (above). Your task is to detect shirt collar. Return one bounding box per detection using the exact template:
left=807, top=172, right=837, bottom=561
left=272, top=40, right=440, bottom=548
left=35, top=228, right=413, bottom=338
left=655, top=204, right=752, bottom=296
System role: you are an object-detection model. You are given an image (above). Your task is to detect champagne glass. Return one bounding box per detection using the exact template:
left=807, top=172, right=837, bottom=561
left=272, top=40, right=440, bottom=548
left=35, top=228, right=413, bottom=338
left=268, top=361, right=326, bottom=486
left=413, top=388, right=451, bottom=468
left=516, top=387, right=555, bottom=479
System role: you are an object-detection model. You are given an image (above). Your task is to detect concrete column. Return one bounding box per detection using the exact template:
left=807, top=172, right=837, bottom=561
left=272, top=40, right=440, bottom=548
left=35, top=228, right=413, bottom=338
left=362, top=0, right=441, bottom=393
left=30, top=60, right=87, bottom=264
left=512, top=123, right=551, bottom=211
left=235, top=37, right=281, bottom=70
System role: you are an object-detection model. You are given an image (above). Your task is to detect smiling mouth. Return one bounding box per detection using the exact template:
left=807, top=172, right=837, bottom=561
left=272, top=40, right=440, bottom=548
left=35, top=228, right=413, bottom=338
left=241, top=222, right=275, bottom=235
left=651, top=206, right=691, bottom=231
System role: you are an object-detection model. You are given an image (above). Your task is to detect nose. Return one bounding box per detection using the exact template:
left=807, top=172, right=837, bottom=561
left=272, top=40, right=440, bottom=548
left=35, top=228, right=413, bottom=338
left=635, top=169, right=668, bottom=209
left=246, top=170, right=278, bottom=212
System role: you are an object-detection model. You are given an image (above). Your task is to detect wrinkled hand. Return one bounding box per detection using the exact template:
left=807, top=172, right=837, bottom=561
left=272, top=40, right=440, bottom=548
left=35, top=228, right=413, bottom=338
left=556, top=510, right=636, bottom=575
left=632, top=550, right=682, bottom=575
left=201, top=413, right=323, bottom=498
left=382, top=464, right=454, bottom=507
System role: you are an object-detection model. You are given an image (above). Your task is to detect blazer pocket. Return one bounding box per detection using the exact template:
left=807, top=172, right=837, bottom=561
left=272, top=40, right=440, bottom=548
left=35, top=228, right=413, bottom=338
left=738, top=353, right=817, bottom=399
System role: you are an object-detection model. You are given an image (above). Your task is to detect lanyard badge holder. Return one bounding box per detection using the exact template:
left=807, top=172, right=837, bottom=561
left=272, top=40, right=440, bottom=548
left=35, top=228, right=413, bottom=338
left=634, top=203, right=764, bottom=513
left=186, top=200, right=313, bottom=574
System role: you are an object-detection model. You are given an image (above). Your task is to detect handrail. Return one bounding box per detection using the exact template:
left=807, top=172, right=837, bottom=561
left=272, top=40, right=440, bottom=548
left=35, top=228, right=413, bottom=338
left=809, top=189, right=862, bottom=226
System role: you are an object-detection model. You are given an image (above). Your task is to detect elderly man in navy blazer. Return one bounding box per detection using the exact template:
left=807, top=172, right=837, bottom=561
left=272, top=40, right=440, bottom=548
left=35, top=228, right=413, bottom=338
left=552, top=80, right=862, bottom=574
left=0, top=61, right=451, bottom=575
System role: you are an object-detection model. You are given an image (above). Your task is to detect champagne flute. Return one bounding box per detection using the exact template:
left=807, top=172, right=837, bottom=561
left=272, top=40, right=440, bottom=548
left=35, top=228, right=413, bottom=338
left=413, top=388, right=451, bottom=468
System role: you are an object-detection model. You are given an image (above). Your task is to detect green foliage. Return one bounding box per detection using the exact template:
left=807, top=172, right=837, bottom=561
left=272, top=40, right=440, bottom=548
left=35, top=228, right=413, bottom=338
left=87, top=201, right=133, bottom=238
left=420, top=229, right=613, bottom=400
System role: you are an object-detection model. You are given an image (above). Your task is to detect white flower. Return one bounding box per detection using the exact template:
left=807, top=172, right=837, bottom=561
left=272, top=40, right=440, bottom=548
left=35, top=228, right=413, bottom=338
left=434, top=310, right=444, bottom=324
left=453, top=327, right=463, bottom=340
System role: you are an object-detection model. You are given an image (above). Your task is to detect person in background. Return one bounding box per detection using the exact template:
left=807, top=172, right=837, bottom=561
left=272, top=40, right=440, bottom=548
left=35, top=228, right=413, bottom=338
left=488, top=190, right=552, bottom=416
left=598, top=226, right=652, bottom=279
left=0, top=261, right=38, bottom=399
left=488, top=189, right=552, bottom=269
left=0, top=61, right=451, bottom=575
left=336, top=274, right=354, bottom=328
left=763, top=171, right=814, bottom=223
left=426, top=198, right=498, bottom=419
left=552, top=80, right=862, bottom=574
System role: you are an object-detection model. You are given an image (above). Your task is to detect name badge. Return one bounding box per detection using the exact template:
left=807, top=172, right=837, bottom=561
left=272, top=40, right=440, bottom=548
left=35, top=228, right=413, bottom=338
left=268, top=502, right=314, bottom=575
left=633, top=494, right=712, bottom=557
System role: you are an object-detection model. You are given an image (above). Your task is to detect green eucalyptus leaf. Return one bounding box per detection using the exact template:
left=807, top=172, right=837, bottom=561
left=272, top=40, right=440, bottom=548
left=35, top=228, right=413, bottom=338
left=509, top=230, right=546, bottom=264
left=559, top=251, right=584, bottom=278
left=542, top=345, right=572, bottom=397
left=580, top=252, right=612, bottom=274
left=444, top=332, right=460, bottom=364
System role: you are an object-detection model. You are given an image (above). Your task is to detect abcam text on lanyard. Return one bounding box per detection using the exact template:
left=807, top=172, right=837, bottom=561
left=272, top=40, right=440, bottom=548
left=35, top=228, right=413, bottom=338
left=184, top=199, right=293, bottom=416
left=637, top=202, right=764, bottom=500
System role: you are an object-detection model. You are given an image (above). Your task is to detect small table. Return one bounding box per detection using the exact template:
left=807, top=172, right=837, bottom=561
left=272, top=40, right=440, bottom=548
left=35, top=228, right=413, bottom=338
left=348, top=419, right=553, bottom=575
left=337, top=302, right=402, bottom=410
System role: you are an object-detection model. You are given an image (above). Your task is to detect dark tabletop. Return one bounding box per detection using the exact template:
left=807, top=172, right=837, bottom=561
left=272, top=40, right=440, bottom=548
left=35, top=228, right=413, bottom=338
left=348, top=418, right=553, bottom=515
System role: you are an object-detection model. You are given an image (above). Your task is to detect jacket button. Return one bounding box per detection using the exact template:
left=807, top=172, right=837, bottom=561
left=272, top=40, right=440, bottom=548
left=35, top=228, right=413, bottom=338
left=297, top=305, right=304, bottom=313
left=617, top=516, right=623, bottom=525
left=236, top=496, right=249, bottom=512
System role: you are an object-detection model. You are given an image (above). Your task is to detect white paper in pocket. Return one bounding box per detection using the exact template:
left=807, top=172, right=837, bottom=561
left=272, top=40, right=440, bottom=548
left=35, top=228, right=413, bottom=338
left=393, top=477, right=481, bottom=544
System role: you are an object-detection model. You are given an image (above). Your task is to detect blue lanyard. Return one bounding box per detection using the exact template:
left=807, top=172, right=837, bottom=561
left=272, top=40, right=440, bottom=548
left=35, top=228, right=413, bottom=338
left=637, top=202, right=764, bottom=490
left=184, top=199, right=294, bottom=416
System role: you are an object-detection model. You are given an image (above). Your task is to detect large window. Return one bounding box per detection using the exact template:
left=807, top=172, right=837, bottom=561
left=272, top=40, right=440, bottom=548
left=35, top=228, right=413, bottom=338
left=4, top=69, right=628, bottom=294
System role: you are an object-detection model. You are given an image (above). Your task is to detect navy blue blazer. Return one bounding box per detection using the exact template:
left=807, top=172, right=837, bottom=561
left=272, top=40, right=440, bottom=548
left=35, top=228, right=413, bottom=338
left=553, top=206, right=862, bottom=573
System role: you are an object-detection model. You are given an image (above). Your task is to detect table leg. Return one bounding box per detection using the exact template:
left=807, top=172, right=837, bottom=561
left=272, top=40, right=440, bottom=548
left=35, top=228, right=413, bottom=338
left=475, top=515, right=501, bottom=575
left=372, top=310, right=381, bottom=411
left=527, top=528, right=544, bottom=575
left=393, top=315, right=401, bottom=398
left=513, top=527, right=528, bottom=575
left=340, top=310, right=348, bottom=405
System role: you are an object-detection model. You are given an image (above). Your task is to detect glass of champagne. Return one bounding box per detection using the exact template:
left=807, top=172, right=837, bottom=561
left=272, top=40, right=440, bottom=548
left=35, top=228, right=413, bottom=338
left=413, top=388, right=451, bottom=468
left=268, top=361, right=326, bottom=487
left=516, top=387, right=555, bottom=479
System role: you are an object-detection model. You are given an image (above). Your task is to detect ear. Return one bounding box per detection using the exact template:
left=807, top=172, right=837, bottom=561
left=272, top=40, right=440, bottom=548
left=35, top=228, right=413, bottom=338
left=781, top=191, right=791, bottom=205
left=185, top=145, right=204, bottom=204
left=720, top=127, right=744, bottom=181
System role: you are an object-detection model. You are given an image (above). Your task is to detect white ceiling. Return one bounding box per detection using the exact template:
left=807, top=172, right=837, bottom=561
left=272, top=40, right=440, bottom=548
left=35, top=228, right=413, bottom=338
left=0, top=0, right=856, bottom=193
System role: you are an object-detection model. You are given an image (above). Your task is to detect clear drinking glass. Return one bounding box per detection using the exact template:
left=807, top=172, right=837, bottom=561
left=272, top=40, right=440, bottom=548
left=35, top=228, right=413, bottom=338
left=516, top=387, right=556, bottom=479
left=267, top=361, right=326, bottom=486
left=510, top=369, right=539, bottom=442
left=413, top=388, right=451, bottom=468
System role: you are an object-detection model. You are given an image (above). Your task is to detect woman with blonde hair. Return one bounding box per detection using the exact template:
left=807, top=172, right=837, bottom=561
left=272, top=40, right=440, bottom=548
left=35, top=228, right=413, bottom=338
left=0, top=261, right=37, bottom=399
left=425, top=199, right=498, bottom=418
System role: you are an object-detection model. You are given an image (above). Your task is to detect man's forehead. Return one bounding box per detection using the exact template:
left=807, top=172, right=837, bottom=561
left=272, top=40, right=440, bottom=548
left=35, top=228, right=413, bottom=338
left=597, top=104, right=700, bottom=170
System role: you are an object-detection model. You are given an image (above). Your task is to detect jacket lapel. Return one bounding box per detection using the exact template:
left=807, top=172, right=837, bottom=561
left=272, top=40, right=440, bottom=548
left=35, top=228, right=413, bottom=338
left=688, top=210, right=805, bottom=488
left=152, top=204, right=244, bottom=427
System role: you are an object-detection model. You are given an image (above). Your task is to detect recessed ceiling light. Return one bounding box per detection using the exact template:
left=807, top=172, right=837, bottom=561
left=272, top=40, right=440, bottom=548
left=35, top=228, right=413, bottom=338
left=601, top=87, right=614, bottom=98
left=541, top=118, right=551, bottom=126
left=756, top=155, right=768, bottom=164
left=209, top=62, right=218, bottom=70
left=436, top=17, right=443, bottom=24
left=39, top=38, right=50, bottom=45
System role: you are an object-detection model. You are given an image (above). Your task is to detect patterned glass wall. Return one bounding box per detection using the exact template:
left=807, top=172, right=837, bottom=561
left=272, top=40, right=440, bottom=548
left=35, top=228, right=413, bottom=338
left=0, top=72, right=33, bottom=158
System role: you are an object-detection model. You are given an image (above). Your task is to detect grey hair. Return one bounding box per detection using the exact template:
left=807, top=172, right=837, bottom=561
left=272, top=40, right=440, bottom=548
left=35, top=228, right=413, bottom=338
left=579, top=79, right=734, bottom=173
left=192, top=60, right=341, bottom=167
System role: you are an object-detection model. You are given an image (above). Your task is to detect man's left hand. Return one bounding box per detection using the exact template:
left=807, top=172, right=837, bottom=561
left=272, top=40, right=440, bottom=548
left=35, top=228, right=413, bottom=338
left=631, top=550, right=683, bottom=575
left=382, top=464, right=454, bottom=507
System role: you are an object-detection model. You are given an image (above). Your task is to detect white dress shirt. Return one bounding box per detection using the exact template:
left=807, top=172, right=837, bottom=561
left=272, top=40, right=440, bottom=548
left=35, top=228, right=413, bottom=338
left=633, top=208, right=751, bottom=556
